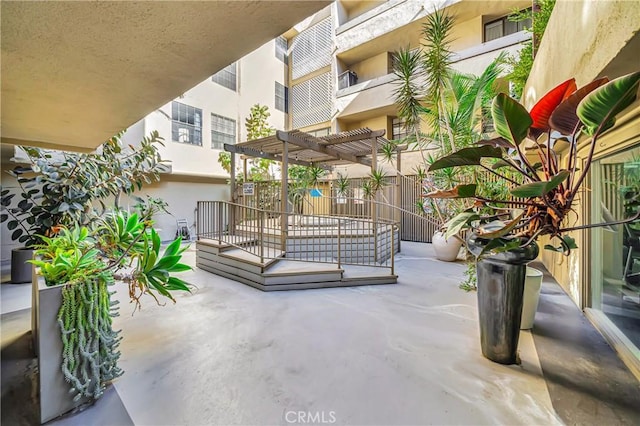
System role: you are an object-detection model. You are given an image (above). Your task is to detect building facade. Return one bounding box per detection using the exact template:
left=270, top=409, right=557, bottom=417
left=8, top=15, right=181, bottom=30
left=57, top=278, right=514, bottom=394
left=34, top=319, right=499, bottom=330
left=287, top=0, right=531, bottom=178
left=523, top=0, right=640, bottom=379
left=118, top=38, right=290, bottom=242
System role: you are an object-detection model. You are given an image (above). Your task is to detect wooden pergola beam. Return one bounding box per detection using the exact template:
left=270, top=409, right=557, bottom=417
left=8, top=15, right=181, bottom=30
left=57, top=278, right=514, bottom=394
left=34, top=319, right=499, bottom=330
left=224, top=143, right=316, bottom=168
left=277, top=130, right=372, bottom=167
left=320, top=129, right=386, bottom=146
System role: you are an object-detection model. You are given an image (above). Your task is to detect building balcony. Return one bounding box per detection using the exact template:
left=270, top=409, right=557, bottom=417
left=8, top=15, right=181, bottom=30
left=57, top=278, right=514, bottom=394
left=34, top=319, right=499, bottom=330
left=335, top=31, right=530, bottom=120
left=335, top=0, right=436, bottom=56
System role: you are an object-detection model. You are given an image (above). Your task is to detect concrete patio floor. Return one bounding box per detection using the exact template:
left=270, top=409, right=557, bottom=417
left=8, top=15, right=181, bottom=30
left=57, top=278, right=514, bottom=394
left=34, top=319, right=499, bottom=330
left=2, top=241, right=639, bottom=425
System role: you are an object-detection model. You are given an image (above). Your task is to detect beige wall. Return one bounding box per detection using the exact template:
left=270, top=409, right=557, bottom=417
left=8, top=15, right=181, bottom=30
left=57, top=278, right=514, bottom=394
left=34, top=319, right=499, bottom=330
left=524, top=0, right=640, bottom=306
left=350, top=52, right=391, bottom=82
left=523, top=0, right=640, bottom=109
left=124, top=38, right=287, bottom=179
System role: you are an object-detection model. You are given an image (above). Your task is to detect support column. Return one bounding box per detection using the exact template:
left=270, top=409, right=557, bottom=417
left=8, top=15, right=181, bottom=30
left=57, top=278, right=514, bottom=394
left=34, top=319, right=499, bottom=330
left=280, top=140, right=289, bottom=252
left=395, top=147, right=402, bottom=252
left=371, top=138, right=378, bottom=261
left=230, top=151, right=236, bottom=235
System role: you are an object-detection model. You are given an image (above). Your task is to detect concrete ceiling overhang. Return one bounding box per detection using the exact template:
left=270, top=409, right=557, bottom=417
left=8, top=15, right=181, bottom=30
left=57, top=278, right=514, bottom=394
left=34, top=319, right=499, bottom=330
left=1, top=0, right=331, bottom=152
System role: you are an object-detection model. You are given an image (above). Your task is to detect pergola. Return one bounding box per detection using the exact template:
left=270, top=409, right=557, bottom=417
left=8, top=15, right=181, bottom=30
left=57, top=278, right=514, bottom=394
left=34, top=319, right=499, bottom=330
left=223, top=127, right=401, bottom=231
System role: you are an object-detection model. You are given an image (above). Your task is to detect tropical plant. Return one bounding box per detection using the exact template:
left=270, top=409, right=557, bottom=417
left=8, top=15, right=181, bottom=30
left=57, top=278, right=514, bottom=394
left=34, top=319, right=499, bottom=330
left=507, top=0, right=556, bottom=99
left=0, top=131, right=167, bottom=248
left=287, top=165, right=327, bottom=214
left=392, top=9, right=506, bottom=233
left=30, top=204, right=192, bottom=402
left=334, top=173, right=350, bottom=198
left=427, top=71, right=640, bottom=256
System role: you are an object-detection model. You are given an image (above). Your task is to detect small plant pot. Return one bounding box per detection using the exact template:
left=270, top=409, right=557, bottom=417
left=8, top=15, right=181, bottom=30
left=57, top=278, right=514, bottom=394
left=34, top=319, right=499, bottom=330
left=468, top=234, right=539, bottom=365
left=11, top=247, right=34, bottom=283
left=521, top=267, right=544, bottom=330
left=432, top=231, right=462, bottom=262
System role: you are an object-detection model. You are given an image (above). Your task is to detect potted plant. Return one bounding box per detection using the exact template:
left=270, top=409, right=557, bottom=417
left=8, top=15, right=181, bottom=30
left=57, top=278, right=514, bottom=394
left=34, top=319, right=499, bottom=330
left=1, top=131, right=167, bottom=283
left=31, top=203, right=191, bottom=423
left=391, top=9, right=505, bottom=261
left=426, top=71, right=640, bottom=364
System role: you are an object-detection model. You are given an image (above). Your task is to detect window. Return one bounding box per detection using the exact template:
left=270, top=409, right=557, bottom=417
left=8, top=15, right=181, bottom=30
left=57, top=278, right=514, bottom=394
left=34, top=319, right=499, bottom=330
left=171, top=102, right=202, bottom=146
left=591, top=145, right=640, bottom=353
left=276, top=36, right=288, bottom=63
left=275, top=82, right=288, bottom=113
left=211, top=114, right=236, bottom=150
left=484, top=10, right=531, bottom=42
left=392, top=117, right=410, bottom=141
left=212, top=62, right=237, bottom=91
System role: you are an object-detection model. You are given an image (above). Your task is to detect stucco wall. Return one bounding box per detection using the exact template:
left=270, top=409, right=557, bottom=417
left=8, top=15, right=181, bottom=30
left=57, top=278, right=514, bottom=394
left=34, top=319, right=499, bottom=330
left=524, top=0, right=640, bottom=307
left=523, top=0, right=640, bottom=109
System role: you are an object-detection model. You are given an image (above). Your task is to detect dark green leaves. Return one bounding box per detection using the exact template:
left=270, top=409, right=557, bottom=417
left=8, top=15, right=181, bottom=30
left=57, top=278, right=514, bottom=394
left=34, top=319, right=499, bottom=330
left=544, top=235, right=578, bottom=253
left=577, top=71, right=640, bottom=135
left=491, top=93, right=533, bottom=146
left=510, top=170, right=570, bottom=197
left=428, top=146, right=503, bottom=171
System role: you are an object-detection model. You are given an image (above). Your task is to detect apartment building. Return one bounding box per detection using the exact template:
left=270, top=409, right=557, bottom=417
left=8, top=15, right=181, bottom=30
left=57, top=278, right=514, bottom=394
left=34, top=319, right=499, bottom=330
left=119, top=38, right=290, bottom=241
left=286, top=0, right=532, bottom=178
left=114, top=0, right=532, bottom=240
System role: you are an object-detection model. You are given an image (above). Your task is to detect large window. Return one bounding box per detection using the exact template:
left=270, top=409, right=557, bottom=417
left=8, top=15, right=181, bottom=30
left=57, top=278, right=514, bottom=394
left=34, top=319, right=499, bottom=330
left=392, top=117, right=410, bottom=141
left=171, top=102, right=202, bottom=146
left=212, top=63, right=237, bottom=91
left=591, top=145, right=640, bottom=354
left=484, top=11, right=531, bottom=42
left=211, top=114, right=236, bottom=150
left=275, top=82, right=288, bottom=113
left=276, top=36, right=288, bottom=63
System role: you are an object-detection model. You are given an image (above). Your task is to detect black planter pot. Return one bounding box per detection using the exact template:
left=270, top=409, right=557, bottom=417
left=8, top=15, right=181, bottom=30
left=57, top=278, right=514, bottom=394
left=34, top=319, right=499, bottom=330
left=11, top=247, right=34, bottom=284
left=468, top=234, right=539, bottom=364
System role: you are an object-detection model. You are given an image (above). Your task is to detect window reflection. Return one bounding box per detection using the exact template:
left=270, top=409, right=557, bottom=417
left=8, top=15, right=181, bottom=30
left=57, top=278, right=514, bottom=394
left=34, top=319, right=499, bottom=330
left=593, top=146, right=640, bottom=349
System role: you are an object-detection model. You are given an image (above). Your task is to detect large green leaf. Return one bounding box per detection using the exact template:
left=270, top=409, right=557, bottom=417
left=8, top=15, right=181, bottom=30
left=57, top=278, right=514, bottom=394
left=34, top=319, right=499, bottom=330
left=428, top=146, right=503, bottom=171
left=510, top=170, right=570, bottom=198
left=577, top=71, right=640, bottom=135
left=444, top=210, right=480, bottom=240
left=491, top=93, right=533, bottom=146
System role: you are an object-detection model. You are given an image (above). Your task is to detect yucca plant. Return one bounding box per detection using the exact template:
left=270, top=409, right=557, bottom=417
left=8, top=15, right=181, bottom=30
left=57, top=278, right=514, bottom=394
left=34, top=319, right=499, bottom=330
left=427, top=71, right=640, bottom=256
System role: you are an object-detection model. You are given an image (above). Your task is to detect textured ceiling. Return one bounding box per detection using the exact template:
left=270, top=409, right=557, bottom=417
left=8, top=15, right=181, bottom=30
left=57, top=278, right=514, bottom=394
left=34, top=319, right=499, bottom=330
left=1, top=1, right=330, bottom=151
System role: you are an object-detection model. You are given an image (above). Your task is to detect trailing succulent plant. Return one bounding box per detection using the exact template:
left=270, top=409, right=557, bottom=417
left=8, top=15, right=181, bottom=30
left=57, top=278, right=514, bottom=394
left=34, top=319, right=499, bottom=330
left=426, top=71, right=640, bottom=256
left=31, top=207, right=192, bottom=402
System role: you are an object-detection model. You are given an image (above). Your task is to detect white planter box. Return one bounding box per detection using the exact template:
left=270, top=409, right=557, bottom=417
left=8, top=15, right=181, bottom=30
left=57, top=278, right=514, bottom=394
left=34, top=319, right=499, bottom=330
left=32, top=274, right=88, bottom=423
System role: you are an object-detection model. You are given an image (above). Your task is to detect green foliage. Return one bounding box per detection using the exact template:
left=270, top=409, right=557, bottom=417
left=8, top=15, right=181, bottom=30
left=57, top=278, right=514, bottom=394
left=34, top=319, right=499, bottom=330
left=507, top=0, right=556, bottom=99
left=218, top=152, right=231, bottom=174
left=287, top=165, right=327, bottom=214
left=0, top=131, right=167, bottom=248
left=426, top=71, right=640, bottom=255
left=15, top=132, right=190, bottom=404
left=459, top=261, right=477, bottom=292
left=392, top=9, right=505, bottom=235
left=334, top=173, right=350, bottom=197
left=245, top=104, right=275, bottom=140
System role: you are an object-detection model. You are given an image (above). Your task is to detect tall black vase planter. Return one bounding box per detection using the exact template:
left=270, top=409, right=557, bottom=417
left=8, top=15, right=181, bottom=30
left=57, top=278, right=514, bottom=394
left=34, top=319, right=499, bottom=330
left=11, top=247, right=34, bottom=283
left=468, top=234, right=539, bottom=364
